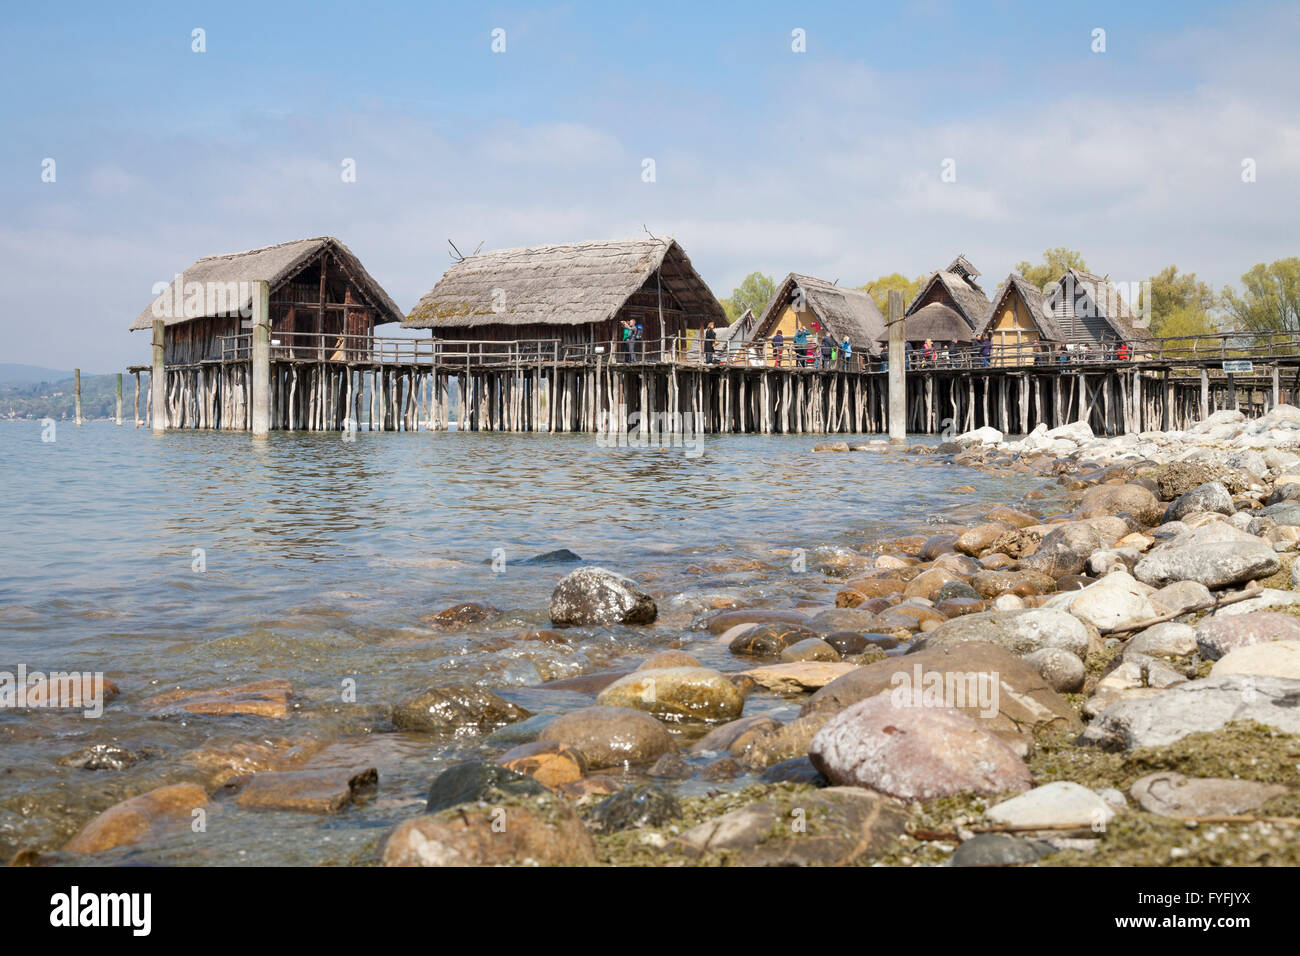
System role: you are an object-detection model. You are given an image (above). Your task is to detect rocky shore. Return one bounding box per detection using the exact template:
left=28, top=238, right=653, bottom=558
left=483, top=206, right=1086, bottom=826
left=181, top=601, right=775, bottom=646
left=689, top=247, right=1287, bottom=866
left=15, top=405, right=1300, bottom=867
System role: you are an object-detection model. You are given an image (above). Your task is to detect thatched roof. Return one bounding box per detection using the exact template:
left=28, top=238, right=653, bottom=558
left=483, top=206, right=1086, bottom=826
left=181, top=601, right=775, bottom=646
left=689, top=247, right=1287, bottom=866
left=130, top=236, right=403, bottom=331
left=402, top=237, right=725, bottom=329
left=754, top=274, right=887, bottom=355
left=908, top=258, right=991, bottom=329
left=976, top=273, right=1065, bottom=341
left=879, top=302, right=973, bottom=344
left=1048, top=269, right=1150, bottom=342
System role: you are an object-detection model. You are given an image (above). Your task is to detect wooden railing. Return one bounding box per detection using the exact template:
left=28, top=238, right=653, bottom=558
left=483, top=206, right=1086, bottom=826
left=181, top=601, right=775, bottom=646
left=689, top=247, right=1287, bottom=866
left=214, top=329, right=1300, bottom=376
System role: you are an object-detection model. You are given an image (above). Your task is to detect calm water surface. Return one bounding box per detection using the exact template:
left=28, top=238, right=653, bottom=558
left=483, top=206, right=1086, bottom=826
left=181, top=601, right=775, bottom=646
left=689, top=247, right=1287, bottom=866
left=0, top=422, right=1044, bottom=865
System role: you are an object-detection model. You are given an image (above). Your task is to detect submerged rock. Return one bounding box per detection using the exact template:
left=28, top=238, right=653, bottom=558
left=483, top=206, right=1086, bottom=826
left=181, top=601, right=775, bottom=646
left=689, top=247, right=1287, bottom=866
left=424, top=761, right=549, bottom=814
left=233, top=767, right=377, bottom=812
left=497, top=741, right=588, bottom=789
left=393, top=682, right=530, bottom=735
left=148, top=679, right=293, bottom=719
left=64, top=783, right=209, bottom=854
left=595, top=667, right=743, bottom=722
left=536, top=705, right=673, bottom=769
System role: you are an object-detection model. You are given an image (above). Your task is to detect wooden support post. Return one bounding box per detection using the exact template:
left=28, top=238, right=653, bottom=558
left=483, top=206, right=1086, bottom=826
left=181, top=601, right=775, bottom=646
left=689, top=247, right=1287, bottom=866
left=114, top=372, right=123, bottom=426
left=887, top=290, right=905, bottom=444
left=151, top=319, right=166, bottom=433
left=1200, top=368, right=1210, bottom=421
left=251, top=280, right=271, bottom=437
left=74, top=369, right=83, bottom=426
left=1273, top=365, right=1280, bottom=409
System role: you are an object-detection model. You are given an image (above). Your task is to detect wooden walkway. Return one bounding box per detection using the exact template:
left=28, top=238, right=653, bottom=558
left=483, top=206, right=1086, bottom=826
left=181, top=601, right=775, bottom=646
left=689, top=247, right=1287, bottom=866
left=135, top=330, right=1300, bottom=435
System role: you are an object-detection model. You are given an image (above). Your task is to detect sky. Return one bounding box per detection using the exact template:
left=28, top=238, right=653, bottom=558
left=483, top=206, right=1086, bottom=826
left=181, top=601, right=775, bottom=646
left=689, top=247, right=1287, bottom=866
left=2, top=0, right=1298, bottom=371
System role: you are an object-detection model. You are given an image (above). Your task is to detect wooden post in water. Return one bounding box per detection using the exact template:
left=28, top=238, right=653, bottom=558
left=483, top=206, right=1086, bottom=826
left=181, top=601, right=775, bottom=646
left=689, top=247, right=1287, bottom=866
left=73, top=369, right=82, bottom=425
left=151, top=319, right=166, bottom=433
left=251, top=280, right=271, bottom=438
left=887, top=290, right=905, bottom=444
left=114, top=373, right=123, bottom=425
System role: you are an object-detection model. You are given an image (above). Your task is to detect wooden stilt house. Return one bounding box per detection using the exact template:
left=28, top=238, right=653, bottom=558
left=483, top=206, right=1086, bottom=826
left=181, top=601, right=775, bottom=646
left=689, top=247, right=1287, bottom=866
left=906, top=255, right=991, bottom=332
left=129, top=236, right=405, bottom=363
left=402, top=237, right=727, bottom=361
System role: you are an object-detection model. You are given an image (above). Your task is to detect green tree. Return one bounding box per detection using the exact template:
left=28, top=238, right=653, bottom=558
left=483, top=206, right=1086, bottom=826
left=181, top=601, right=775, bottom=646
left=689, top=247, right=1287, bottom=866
left=1141, top=265, right=1219, bottom=336
left=1223, top=258, right=1300, bottom=333
left=721, top=272, right=776, bottom=322
left=860, top=272, right=926, bottom=313
left=1155, top=303, right=1223, bottom=348
left=1014, top=247, right=1088, bottom=290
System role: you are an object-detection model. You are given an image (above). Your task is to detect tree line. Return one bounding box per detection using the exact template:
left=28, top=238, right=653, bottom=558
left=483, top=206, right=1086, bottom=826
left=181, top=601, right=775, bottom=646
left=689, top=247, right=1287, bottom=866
left=719, top=250, right=1300, bottom=341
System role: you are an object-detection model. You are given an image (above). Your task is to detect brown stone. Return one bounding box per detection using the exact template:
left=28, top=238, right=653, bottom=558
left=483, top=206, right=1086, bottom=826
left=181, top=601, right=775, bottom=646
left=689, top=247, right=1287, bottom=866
left=809, top=698, right=1032, bottom=801
left=233, top=767, right=377, bottom=812
left=903, top=567, right=966, bottom=600
left=674, top=787, right=907, bottom=865
left=148, top=679, right=294, bottom=719
left=425, top=601, right=499, bottom=630
left=689, top=715, right=782, bottom=755
left=64, top=783, right=209, bottom=854
left=556, top=775, right=623, bottom=800
left=740, top=661, right=858, bottom=695
left=537, top=705, right=674, bottom=769
left=381, top=796, right=596, bottom=866
left=956, top=522, right=1014, bottom=557
left=985, top=506, right=1037, bottom=528
left=514, top=629, right=569, bottom=644
left=636, top=650, right=701, bottom=669
left=497, top=740, right=588, bottom=789
left=706, top=608, right=809, bottom=634
left=935, top=597, right=987, bottom=618
left=537, top=670, right=632, bottom=694
left=802, top=641, right=1081, bottom=739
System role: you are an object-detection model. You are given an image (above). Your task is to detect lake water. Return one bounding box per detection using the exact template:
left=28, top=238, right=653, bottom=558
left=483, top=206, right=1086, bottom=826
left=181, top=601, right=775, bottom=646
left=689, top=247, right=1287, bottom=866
left=0, top=422, right=1044, bottom=865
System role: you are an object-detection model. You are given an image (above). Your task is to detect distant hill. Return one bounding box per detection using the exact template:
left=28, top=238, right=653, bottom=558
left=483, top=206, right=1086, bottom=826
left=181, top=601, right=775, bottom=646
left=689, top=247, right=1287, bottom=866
left=0, top=370, right=127, bottom=421
left=0, top=364, right=78, bottom=385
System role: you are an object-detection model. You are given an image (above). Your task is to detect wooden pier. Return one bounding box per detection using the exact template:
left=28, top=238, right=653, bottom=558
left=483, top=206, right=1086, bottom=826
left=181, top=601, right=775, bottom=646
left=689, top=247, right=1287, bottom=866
left=134, top=326, right=1300, bottom=437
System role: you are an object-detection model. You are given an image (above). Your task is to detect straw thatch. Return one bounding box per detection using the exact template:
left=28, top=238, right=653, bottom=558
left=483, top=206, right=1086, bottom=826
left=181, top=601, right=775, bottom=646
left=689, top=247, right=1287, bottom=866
left=130, top=236, right=403, bottom=330
left=402, top=237, right=725, bottom=329
left=1047, top=269, right=1150, bottom=343
left=753, top=274, right=887, bottom=355
left=878, top=302, right=973, bottom=344
left=908, top=256, right=991, bottom=330
left=975, top=273, right=1064, bottom=341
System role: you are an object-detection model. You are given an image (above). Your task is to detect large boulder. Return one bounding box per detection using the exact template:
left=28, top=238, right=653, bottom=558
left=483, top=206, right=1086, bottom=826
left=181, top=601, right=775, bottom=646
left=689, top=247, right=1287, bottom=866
left=1133, top=523, right=1280, bottom=589
left=809, top=695, right=1032, bottom=801
left=1080, top=675, right=1300, bottom=750
left=549, top=567, right=657, bottom=626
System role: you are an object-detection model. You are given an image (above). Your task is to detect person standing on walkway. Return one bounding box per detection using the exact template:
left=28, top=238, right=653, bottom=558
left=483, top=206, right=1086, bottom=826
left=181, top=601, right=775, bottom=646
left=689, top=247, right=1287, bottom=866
left=703, top=321, right=717, bottom=364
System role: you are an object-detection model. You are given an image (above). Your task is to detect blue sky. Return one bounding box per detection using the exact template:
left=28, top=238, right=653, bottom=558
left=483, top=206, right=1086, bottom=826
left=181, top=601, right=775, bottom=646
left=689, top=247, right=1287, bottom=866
left=3, top=0, right=1297, bottom=370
